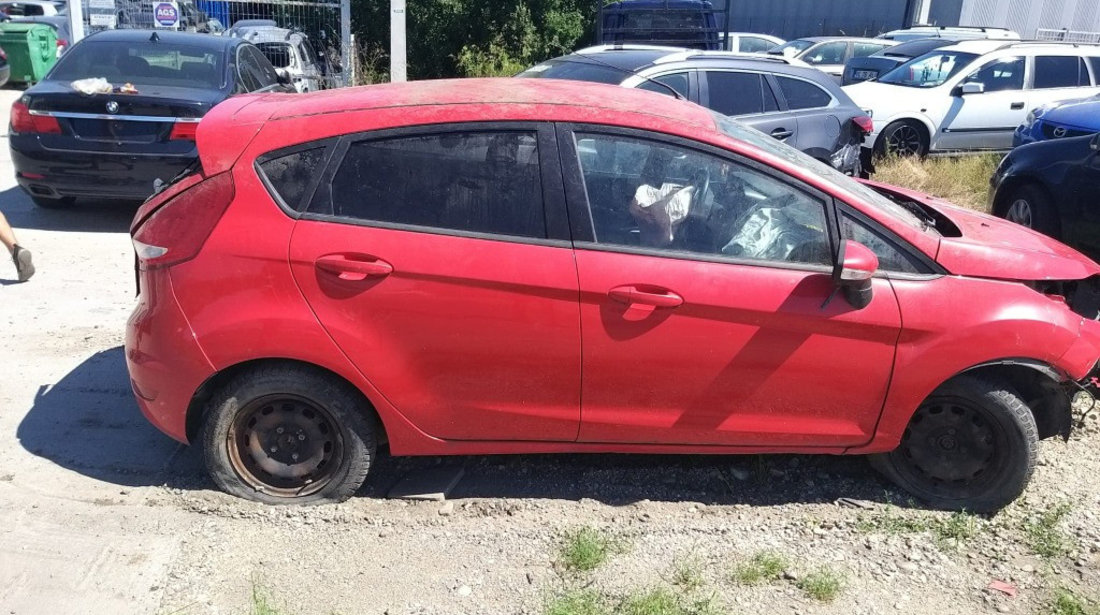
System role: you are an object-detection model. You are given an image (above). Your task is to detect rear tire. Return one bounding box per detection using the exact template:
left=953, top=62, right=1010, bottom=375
left=31, top=196, right=75, bottom=209
left=201, top=364, right=377, bottom=505
left=874, top=120, right=928, bottom=158
left=869, top=376, right=1038, bottom=513
left=999, top=184, right=1060, bottom=239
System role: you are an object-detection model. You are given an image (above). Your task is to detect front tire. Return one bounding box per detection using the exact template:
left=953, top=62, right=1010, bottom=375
left=201, top=364, right=377, bottom=504
left=874, top=120, right=928, bottom=158
left=999, top=184, right=1060, bottom=239
left=869, top=376, right=1038, bottom=513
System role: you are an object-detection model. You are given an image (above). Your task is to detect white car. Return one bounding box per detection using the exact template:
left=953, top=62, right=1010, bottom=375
left=844, top=40, right=1100, bottom=156
left=721, top=32, right=784, bottom=53
left=767, top=37, right=897, bottom=82
left=877, top=26, right=1021, bottom=42
left=232, top=25, right=325, bottom=93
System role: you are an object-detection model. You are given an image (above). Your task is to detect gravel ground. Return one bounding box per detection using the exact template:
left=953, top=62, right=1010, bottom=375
left=0, top=85, right=1098, bottom=615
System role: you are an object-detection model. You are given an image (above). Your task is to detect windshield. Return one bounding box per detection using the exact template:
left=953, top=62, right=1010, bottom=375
left=712, top=113, right=928, bottom=231
left=49, top=41, right=225, bottom=89
left=877, top=50, right=977, bottom=88
left=516, top=59, right=626, bottom=85
left=768, top=39, right=813, bottom=57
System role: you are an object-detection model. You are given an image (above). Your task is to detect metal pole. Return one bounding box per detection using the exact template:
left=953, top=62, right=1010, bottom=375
left=69, top=0, right=85, bottom=43
left=340, top=0, right=352, bottom=86
left=391, top=0, right=407, bottom=82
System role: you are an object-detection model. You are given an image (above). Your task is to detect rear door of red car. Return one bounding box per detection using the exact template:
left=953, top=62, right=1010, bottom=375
left=283, top=123, right=582, bottom=442
left=558, top=124, right=903, bottom=447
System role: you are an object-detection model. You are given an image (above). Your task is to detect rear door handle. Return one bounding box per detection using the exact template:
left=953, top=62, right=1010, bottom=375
left=1010, top=102, right=1025, bottom=110
left=770, top=128, right=793, bottom=140
left=608, top=285, right=683, bottom=308
left=315, top=254, right=393, bottom=281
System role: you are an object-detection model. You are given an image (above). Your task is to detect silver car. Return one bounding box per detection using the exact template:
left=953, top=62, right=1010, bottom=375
left=231, top=25, right=324, bottom=92
left=518, top=45, right=871, bottom=175
left=767, top=36, right=897, bottom=83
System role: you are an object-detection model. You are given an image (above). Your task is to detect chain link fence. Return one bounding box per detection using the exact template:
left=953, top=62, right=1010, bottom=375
left=76, top=0, right=350, bottom=88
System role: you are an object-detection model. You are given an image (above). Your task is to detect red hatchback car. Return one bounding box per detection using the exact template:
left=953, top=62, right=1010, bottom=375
left=126, top=78, right=1100, bottom=511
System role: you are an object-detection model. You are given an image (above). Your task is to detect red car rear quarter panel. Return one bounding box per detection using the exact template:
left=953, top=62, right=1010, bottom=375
left=854, top=275, right=1081, bottom=452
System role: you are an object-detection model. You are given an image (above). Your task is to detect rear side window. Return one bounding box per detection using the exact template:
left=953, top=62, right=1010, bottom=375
left=1033, top=56, right=1089, bottom=88
left=853, top=42, right=887, bottom=58
left=258, top=147, right=328, bottom=211
left=706, top=71, right=777, bottom=116
left=317, top=132, right=546, bottom=239
left=803, top=41, right=847, bottom=65
left=776, top=76, right=832, bottom=110
left=739, top=37, right=773, bottom=53
left=637, top=72, right=689, bottom=98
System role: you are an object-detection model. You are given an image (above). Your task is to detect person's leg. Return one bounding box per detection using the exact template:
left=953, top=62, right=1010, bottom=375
left=0, top=211, right=34, bottom=282
left=0, top=210, right=16, bottom=255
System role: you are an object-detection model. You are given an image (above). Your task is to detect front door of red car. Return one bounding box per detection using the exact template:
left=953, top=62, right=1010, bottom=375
left=561, top=127, right=902, bottom=447
left=286, top=124, right=582, bottom=441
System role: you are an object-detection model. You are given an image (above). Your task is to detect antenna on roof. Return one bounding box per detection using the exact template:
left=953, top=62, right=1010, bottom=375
left=568, top=51, right=687, bottom=100
left=149, top=31, right=159, bottom=43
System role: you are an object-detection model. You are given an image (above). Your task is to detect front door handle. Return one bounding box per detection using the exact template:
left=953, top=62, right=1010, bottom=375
left=1010, top=102, right=1025, bottom=110
left=608, top=285, right=684, bottom=308
left=770, top=128, right=793, bottom=140
left=315, top=254, right=393, bottom=281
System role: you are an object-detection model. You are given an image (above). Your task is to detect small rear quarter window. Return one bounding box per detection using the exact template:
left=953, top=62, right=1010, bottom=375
left=258, top=147, right=327, bottom=211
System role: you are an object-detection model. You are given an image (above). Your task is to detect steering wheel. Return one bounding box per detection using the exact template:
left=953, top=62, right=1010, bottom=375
left=689, top=167, right=710, bottom=213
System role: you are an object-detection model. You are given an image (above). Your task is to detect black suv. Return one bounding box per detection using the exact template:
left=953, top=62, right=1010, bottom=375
left=518, top=45, right=871, bottom=175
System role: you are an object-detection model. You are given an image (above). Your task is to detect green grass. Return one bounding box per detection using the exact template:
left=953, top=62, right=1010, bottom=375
left=731, top=551, right=788, bottom=586
left=1048, top=588, right=1100, bottom=615
left=796, top=568, right=844, bottom=603
left=872, top=154, right=1000, bottom=212
left=1025, top=502, right=1074, bottom=558
left=669, top=555, right=705, bottom=592
left=856, top=507, right=982, bottom=549
left=558, top=527, right=621, bottom=573
left=545, top=588, right=612, bottom=615
left=619, top=587, right=720, bottom=615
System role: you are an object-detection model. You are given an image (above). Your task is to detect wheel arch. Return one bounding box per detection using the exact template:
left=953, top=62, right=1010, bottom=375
left=185, top=357, right=390, bottom=446
left=950, top=359, right=1072, bottom=440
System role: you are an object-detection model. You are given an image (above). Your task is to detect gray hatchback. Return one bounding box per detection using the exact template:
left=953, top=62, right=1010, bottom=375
left=518, top=45, right=871, bottom=175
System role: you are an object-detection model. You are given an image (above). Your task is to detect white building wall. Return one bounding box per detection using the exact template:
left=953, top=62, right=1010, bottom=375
left=958, top=0, right=1100, bottom=37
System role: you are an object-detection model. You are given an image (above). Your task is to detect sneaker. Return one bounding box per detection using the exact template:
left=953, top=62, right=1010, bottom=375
left=13, top=246, right=34, bottom=282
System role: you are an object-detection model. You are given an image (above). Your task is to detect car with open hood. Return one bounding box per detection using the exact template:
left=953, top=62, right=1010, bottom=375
left=126, top=78, right=1100, bottom=512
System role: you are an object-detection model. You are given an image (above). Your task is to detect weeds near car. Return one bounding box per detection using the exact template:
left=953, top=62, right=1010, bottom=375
left=669, top=555, right=705, bottom=592
left=731, top=551, right=788, bottom=585
left=619, top=587, right=720, bottom=615
left=796, top=568, right=843, bottom=602
left=1025, top=502, right=1074, bottom=558
left=857, top=506, right=981, bottom=550
left=558, top=527, right=622, bottom=573
left=1048, top=588, right=1100, bottom=615
left=872, top=154, right=1000, bottom=212
left=545, top=588, right=611, bottom=615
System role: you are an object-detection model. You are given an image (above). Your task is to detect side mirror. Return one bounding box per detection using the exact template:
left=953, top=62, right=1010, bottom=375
left=276, top=69, right=291, bottom=85
left=960, top=82, right=985, bottom=95
left=1091, top=133, right=1100, bottom=151
left=833, top=240, right=879, bottom=309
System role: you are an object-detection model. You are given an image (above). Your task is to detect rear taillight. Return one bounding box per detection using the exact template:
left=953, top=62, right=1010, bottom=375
left=169, top=120, right=199, bottom=140
left=853, top=115, right=874, bottom=135
left=10, top=101, right=61, bottom=134
left=132, top=171, right=235, bottom=269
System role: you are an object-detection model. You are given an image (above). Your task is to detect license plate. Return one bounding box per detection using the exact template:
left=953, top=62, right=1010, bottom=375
left=853, top=70, right=878, bottom=81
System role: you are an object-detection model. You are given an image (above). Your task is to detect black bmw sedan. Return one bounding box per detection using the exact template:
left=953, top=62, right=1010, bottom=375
left=990, top=132, right=1100, bottom=258
left=9, top=29, right=293, bottom=208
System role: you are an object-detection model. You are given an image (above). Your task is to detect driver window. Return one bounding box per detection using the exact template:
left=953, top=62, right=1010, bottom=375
left=574, top=133, right=831, bottom=266
left=964, top=56, right=1024, bottom=92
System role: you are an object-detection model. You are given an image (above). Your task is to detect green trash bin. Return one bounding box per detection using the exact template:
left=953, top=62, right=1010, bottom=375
left=0, top=23, right=57, bottom=85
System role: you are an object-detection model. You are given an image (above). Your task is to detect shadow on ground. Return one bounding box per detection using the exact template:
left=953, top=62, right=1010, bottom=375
left=16, top=345, right=209, bottom=489
left=0, top=185, right=138, bottom=234
left=20, top=346, right=901, bottom=506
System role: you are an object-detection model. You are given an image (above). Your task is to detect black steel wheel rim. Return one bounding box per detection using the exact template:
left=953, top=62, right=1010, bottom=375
left=897, top=398, right=1007, bottom=499
left=887, top=125, right=923, bottom=156
left=227, top=394, right=344, bottom=498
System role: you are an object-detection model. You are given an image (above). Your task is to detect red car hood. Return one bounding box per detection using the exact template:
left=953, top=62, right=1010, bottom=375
left=867, top=182, right=1100, bottom=281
